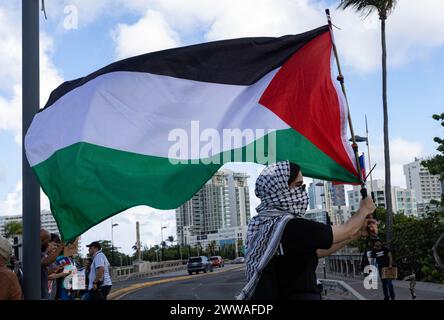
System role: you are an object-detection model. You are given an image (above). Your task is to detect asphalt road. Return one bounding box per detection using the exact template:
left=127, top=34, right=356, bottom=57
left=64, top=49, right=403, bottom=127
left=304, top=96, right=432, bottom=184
left=112, top=264, right=444, bottom=300
left=118, top=265, right=246, bottom=300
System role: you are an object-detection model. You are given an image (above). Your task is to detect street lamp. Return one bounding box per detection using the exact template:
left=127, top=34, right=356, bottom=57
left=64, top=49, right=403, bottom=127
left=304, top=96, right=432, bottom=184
left=160, top=225, right=167, bottom=261
left=111, top=221, right=119, bottom=266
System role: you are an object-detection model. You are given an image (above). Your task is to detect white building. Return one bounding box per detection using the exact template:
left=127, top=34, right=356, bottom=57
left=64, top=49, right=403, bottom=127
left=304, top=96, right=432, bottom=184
left=403, top=158, right=442, bottom=204
left=186, top=226, right=248, bottom=253
left=176, top=170, right=250, bottom=245
left=392, top=187, right=417, bottom=217
left=304, top=209, right=328, bottom=224
left=330, top=206, right=352, bottom=225
left=308, top=180, right=324, bottom=210
left=1, top=210, right=59, bottom=237
left=347, top=179, right=418, bottom=217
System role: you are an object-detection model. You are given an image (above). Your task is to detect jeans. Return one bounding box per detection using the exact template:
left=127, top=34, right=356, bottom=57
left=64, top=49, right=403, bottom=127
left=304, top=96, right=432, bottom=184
left=81, top=285, right=112, bottom=300
left=381, top=278, right=395, bottom=300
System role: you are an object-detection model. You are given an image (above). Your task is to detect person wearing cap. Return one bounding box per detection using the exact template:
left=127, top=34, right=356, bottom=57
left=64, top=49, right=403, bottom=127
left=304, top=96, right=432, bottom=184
left=0, top=235, right=23, bottom=300
left=83, top=241, right=112, bottom=300
left=237, top=160, right=377, bottom=300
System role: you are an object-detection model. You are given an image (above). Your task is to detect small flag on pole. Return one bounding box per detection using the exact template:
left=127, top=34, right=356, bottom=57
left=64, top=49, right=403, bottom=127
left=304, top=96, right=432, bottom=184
left=359, top=152, right=366, bottom=182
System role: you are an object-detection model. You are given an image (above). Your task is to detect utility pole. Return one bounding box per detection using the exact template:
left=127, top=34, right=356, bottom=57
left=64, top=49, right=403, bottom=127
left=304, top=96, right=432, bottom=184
left=22, top=0, right=41, bottom=300
left=160, top=225, right=167, bottom=261
left=136, top=221, right=141, bottom=261
left=111, top=221, right=119, bottom=266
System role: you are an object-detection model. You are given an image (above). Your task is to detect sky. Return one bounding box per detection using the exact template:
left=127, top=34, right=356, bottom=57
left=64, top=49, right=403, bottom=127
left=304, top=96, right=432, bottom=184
left=0, top=0, right=443, bottom=255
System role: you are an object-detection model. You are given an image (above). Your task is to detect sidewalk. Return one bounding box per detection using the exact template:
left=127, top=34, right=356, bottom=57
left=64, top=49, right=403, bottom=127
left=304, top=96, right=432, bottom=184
left=318, top=272, right=444, bottom=300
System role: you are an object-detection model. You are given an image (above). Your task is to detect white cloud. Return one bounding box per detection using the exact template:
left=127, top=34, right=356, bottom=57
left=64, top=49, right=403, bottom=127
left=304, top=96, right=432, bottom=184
left=0, top=6, right=21, bottom=91
left=0, top=181, right=21, bottom=216
left=0, top=4, right=63, bottom=144
left=81, top=206, right=176, bottom=255
left=0, top=85, right=21, bottom=144
left=369, top=137, right=424, bottom=188
left=0, top=180, right=51, bottom=216
left=113, top=9, right=181, bottom=60
left=113, top=0, right=444, bottom=73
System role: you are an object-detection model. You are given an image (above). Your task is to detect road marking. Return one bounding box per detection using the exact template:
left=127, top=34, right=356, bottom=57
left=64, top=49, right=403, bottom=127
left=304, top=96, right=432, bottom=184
left=108, top=265, right=245, bottom=300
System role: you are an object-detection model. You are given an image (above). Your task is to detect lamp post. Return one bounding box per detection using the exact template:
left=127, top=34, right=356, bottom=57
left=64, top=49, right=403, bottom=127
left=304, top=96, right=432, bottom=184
left=111, top=221, right=119, bottom=266
left=160, top=225, right=167, bottom=261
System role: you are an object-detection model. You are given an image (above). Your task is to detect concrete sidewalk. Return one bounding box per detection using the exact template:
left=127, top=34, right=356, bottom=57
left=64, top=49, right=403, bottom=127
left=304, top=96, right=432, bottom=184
left=318, top=272, right=444, bottom=300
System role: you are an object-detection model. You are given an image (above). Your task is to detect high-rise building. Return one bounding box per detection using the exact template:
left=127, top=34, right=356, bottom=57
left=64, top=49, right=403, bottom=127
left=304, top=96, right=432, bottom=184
left=330, top=206, right=351, bottom=225
left=304, top=209, right=328, bottom=224
left=0, top=210, right=60, bottom=236
left=176, top=170, right=250, bottom=245
left=329, top=183, right=346, bottom=206
left=347, top=179, right=418, bottom=217
left=308, top=179, right=324, bottom=210
left=403, top=158, right=442, bottom=204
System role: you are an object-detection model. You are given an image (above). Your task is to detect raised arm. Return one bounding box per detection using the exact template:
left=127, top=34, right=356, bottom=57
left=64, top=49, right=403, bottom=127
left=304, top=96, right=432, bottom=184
left=330, top=197, right=375, bottom=244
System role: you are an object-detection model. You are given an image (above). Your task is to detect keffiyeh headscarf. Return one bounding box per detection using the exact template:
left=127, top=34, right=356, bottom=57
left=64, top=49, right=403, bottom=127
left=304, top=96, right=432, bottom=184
left=236, top=160, right=309, bottom=300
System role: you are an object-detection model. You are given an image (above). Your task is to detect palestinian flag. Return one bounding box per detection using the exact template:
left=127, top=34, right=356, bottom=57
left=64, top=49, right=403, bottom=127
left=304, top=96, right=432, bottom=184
left=25, top=25, right=359, bottom=241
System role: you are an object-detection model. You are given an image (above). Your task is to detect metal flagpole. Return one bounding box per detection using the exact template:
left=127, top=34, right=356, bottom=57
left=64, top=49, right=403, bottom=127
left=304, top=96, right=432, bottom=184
left=365, top=115, right=375, bottom=199
left=325, top=9, right=366, bottom=193
left=22, top=0, right=41, bottom=299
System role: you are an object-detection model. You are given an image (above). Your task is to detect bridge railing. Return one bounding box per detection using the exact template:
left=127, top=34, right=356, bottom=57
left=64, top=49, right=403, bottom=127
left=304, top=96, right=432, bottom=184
left=110, top=260, right=187, bottom=282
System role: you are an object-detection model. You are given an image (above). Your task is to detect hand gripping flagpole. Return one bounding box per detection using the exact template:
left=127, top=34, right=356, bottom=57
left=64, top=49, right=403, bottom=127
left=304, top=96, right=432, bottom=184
left=325, top=9, right=366, bottom=197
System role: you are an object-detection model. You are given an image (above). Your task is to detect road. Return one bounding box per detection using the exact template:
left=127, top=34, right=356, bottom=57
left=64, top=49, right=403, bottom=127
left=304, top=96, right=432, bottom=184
left=112, top=264, right=246, bottom=300
left=110, top=264, right=444, bottom=300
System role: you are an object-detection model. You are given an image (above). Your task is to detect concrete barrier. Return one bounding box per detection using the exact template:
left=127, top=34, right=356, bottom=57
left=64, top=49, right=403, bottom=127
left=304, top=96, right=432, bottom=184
left=111, top=260, right=187, bottom=282
left=320, top=279, right=367, bottom=300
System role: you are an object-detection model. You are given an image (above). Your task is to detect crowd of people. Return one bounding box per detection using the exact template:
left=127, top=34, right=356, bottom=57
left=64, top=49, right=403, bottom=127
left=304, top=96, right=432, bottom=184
left=0, top=230, right=112, bottom=300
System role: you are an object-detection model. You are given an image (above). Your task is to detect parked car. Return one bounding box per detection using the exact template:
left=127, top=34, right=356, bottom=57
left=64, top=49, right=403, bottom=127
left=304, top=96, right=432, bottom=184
left=187, top=256, right=213, bottom=275
left=209, top=256, right=224, bottom=268
left=232, top=257, right=245, bottom=264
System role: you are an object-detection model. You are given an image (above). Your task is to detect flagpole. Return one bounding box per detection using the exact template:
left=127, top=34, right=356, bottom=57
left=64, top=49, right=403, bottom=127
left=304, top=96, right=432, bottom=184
left=325, top=9, right=366, bottom=193
left=365, top=115, right=375, bottom=198
left=22, top=0, right=41, bottom=299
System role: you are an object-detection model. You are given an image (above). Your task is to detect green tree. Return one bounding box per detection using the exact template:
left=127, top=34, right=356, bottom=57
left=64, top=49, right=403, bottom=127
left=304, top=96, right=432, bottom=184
left=167, top=236, right=175, bottom=247
left=237, top=239, right=244, bottom=257
left=3, top=221, right=22, bottom=238
left=207, top=241, right=217, bottom=256
left=422, top=113, right=444, bottom=205
left=338, top=0, right=398, bottom=248
left=352, top=208, right=444, bottom=283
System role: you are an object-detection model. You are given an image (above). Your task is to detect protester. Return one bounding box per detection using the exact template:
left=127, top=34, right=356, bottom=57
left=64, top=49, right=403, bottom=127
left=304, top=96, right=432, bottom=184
left=82, top=241, right=112, bottom=300
left=41, top=229, right=64, bottom=299
left=46, top=233, right=64, bottom=299
left=371, top=240, right=395, bottom=300
left=237, top=160, right=377, bottom=300
left=0, top=235, right=22, bottom=300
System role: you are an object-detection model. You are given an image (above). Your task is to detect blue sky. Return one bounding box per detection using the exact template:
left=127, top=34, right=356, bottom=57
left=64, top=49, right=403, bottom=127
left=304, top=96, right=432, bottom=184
left=0, top=0, right=443, bottom=254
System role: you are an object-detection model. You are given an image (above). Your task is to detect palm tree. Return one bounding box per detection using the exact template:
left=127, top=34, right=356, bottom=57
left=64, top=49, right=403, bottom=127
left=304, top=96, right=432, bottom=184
left=167, top=236, right=175, bottom=247
left=207, top=240, right=217, bottom=256
left=338, top=0, right=397, bottom=248
left=4, top=221, right=23, bottom=238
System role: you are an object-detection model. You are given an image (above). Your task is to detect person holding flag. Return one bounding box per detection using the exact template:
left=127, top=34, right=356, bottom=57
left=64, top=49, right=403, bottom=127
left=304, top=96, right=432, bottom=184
left=237, top=161, right=377, bottom=300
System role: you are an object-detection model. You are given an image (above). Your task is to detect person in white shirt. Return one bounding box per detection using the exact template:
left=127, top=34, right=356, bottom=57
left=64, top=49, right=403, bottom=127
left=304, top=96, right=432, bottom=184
left=82, top=241, right=112, bottom=300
